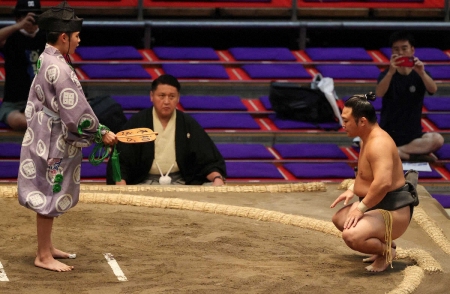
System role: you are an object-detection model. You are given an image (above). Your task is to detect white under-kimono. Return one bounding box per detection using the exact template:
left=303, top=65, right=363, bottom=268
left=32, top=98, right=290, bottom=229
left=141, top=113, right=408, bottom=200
left=18, top=44, right=100, bottom=217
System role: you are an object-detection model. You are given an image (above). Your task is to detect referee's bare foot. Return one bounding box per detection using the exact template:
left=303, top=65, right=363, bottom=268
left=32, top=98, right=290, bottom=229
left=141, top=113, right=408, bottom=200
left=35, top=256, right=74, bottom=272
left=52, top=248, right=76, bottom=259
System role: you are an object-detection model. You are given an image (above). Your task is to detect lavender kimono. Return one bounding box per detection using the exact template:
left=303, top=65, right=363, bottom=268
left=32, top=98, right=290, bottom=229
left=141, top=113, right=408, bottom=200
left=18, top=45, right=99, bottom=217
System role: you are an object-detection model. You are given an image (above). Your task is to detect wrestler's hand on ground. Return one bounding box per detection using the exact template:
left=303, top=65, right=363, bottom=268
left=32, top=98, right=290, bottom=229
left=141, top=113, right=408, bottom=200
left=343, top=205, right=364, bottom=229
left=102, top=131, right=118, bottom=145
left=330, top=189, right=354, bottom=208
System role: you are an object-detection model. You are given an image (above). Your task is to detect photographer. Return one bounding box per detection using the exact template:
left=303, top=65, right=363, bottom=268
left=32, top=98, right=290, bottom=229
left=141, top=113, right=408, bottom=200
left=375, top=31, right=443, bottom=162
left=0, top=0, right=46, bottom=131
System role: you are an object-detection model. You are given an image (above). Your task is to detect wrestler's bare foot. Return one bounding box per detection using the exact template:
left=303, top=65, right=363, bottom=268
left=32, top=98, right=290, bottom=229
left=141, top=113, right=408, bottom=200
left=365, top=247, right=396, bottom=272
left=35, top=256, right=74, bottom=272
left=363, top=242, right=396, bottom=263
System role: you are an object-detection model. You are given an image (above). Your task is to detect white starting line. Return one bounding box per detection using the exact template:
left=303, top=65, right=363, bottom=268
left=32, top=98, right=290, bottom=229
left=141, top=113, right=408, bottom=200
left=0, top=262, right=9, bottom=282
left=103, top=253, right=128, bottom=282
left=1, top=254, right=126, bottom=282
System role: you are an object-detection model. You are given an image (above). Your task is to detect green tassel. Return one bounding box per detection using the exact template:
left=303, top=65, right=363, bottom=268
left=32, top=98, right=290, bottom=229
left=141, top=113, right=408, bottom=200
left=111, top=145, right=122, bottom=183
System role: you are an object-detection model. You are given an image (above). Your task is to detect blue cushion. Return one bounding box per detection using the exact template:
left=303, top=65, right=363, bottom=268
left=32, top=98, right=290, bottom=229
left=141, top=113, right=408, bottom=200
left=423, top=97, right=450, bottom=111
left=229, top=47, right=296, bottom=61
left=274, top=143, right=347, bottom=159
left=153, top=47, right=219, bottom=60
left=427, top=114, right=450, bottom=129
left=0, top=161, right=19, bottom=178
left=305, top=47, right=372, bottom=61
left=0, top=142, right=22, bottom=158
left=216, top=144, right=274, bottom=159
left=259, top=95, right=272, bottom=110
left=81, top=162, right=107, bottom=178
left=283, top=162, right=355, bottom=178
left=180, top=95, right=247, bottom=110
left=226, top=162, right=283, bottom=179
left=111, top=95, right=151, bottom=110
left=380, top=47, right=449, bottom=61
left=76, top=46, right=142, bottom=60
left=242, top=64, right=311, bottom=79
left=162, top=64, right=229, bottom=79
left=431, top=194, right=450, bottom=208
left=190, top=113, right=260, bottom=129
left=435, top=144, right=450, bottom=160
left=315, top=65, right=381, bottom=79
left=80, top=64, right=151, bottom=79
left=270, top=115, right=341, bottom=130
left=425, top=66, right=450, bottom=80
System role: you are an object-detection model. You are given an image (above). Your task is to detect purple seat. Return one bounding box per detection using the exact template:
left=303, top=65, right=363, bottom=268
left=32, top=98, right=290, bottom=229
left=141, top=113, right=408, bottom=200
left=81, top=162, right=107, bottom=178
left=283, top=162, right=354, bottom=178
left=0, top=161, right=19, bottom=178
left=270, top=114, right=341, bottom=130
left=418, top=168, right=442, bottom=179
left=315, top=65, right=381, bottom=79
left=242, top=64, right=311, bottom=79
left=80, top=64, right=151, bottom=79
left=435, top=144, right=450, bottom=160
left=0, top=142, right=22, bottom=158
left=190, top=113, right=260, bottom=129
left=425, top=66, right=450, bottom=80
left=274, top=143, right=347, bottom=159
left=111, top=95, right=151, bottom=110
left=76, top=46, right=142, bottom=60
left=343, top=95, right=382, bottom=111
left=423, top=97, right=450, bottom=111
left=226, top=162, right=283, bottom=179
left=162, top=64, right=229, bottom=79
left=427, top=114, right=450, bottom=129
left=82, top=145, right=95, bottom=158
left=305, top=47, right=372, bottom=61
left=380, top=47, right=449, bottom=61
left=228, top=47, right=296, bottom=61
left=259, top=95, right=272, bottom=110
left=432, top=194, right=450, bottom=208
left=0, top=121, right=9, bottom=128
left=216, top=144, right=274, bottom=159
left=153, top=47, right=219, bottom=60
left=180, top=96, right=247, bottom=111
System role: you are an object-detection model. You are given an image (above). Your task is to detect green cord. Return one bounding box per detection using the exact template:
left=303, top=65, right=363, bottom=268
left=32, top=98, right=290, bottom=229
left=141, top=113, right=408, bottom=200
left=88, top=143, right=111, bottom=166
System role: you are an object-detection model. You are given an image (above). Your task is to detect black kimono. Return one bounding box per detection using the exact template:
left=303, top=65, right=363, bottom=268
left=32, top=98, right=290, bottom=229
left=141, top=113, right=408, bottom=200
left=106, top=108, right=226, bottom=185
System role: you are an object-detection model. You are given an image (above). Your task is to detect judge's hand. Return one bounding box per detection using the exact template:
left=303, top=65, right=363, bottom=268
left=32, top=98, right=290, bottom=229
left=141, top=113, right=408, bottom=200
left=102, top=131, right=118, bottom=145
left=330, top=189, right=354, bottom=208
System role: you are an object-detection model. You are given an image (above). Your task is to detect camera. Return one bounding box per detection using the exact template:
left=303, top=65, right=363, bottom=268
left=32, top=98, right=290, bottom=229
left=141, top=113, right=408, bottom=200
left=32, top=14, right=39, bottom=24
left=397, top=56, right=415, bottom=67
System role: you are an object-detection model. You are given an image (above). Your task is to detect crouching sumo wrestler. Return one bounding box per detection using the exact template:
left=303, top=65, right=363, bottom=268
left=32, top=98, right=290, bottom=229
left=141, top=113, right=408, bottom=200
left=330, top=93, right=419, bottom=272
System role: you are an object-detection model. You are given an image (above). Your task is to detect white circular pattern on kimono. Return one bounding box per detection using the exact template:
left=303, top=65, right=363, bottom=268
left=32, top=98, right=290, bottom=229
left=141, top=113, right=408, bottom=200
left=45, top=64, right=60, bottom=84
left=46, top=117, right=54, bottom=131
left=24, top=101, right=35, bottom=121
left=46, top=166, right=63, bottom=185
left=70, top=71, right=81, bottom=88
left=38, top=111, right=44, bottom=125
left=35, top=84, right=45, bottom=102
left=67, top=144, right=78, bottom=158
left=22, top=127, right=34, bottom=146
left=73, top=164, right=81, bottom=184
left=59, top=88, right=78, bottom=110
left=36, top=139, right=47, bottom=157
left=57, top=135, right=66, bottom=152
left=61, top=121, right=68, bottom=139
left=73, top=138, right=91, bottom=148
left=78, top=114, right=96, bottom=131
left=51, top=96, right=59, bottom=112
left=55, top=194, right=73, bottom=213
left=20, top=159, right=37, bottom=179
left=26, top=191, right=46, bottom=210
